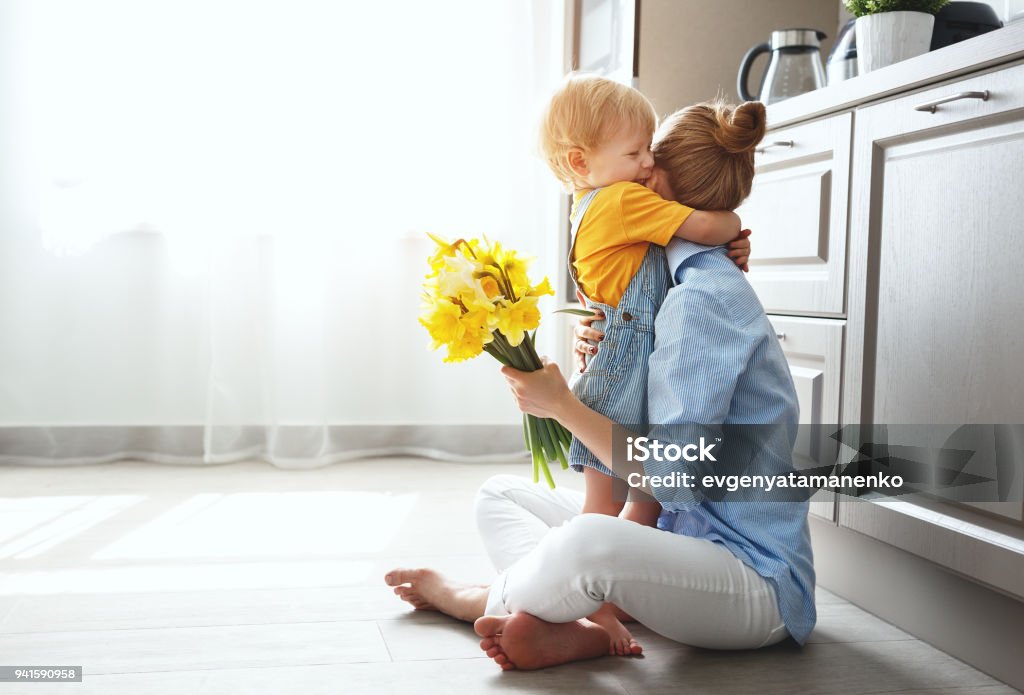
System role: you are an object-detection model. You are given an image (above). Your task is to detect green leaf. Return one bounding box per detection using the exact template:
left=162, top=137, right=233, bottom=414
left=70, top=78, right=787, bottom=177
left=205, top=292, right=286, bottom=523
left=554, top=308, right=597, bottom=317
left=844, top=0, right=949, bottom=16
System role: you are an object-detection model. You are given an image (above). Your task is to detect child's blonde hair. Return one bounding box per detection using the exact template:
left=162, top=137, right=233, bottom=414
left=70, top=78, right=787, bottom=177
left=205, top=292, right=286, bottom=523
left=540, top=74, right=658, bottom=188
left=652, top=100, right=765, bottom=211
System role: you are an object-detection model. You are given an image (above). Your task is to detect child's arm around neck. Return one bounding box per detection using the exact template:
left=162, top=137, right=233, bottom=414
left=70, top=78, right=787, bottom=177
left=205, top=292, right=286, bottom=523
left=675, top=209, right=741, bottom=247
left=645, top=167, right=741, bottom=247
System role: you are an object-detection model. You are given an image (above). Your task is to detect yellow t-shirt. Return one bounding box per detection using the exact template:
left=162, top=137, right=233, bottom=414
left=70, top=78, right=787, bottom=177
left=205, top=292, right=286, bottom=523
left=571, top=181, right=694, bottom=307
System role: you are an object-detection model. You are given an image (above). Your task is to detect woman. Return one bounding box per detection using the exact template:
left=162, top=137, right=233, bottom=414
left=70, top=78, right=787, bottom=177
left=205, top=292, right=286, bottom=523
left=385, top=100, right=816, bottom=670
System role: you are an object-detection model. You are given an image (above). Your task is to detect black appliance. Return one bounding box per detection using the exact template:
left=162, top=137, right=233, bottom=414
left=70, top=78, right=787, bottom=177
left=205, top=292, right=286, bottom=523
left=931, top=2, right=1003, bottom=51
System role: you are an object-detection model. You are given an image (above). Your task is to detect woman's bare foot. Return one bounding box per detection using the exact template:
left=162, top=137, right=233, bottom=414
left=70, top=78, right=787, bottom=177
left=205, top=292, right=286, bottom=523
left=474, top=613, right=611, bottom=671
left=588, top=604, right=643, bottom=655
left=383, top=568, right=488, bottom=623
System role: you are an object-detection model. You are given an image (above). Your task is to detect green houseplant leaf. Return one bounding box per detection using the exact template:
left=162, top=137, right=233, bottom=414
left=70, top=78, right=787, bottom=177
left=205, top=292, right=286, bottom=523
left=844, top=0, right=950, bottom=17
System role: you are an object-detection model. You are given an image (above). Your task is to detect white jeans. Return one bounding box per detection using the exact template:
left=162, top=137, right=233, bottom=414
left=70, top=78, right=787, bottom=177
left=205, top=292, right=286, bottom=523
left=476, top=474, right=789, bottom=650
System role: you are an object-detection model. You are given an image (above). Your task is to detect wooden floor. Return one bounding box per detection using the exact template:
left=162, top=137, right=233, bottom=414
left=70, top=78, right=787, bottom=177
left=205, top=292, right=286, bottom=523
left=0, top=459, right=1018, bottom=694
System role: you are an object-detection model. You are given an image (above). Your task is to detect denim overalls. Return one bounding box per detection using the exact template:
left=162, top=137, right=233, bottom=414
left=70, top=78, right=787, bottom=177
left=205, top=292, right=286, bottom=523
left=567, top=187, right=672, bottom=476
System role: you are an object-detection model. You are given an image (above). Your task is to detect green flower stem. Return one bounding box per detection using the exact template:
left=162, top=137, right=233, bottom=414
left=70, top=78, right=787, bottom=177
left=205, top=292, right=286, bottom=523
left=559, top=420, right=571, bottom=450
left=531, top=415, right=555, bottom=488
left=520, top=330, right=544, bottom=369
left=492, top=332, right=560, bottom=488
left=493, top=333, right=530, bottom=371
left=484, top=344, right=512, bottom=367
left=540, top=417, right=560, bottom=455
left=534, top=412, right=556, bottom=464
left=540, top=456, right=555, bottom=488
left=527, top=415, right=546, bottom=484
left=546, top=418, right=570, bottom=470
left=499, top=266, right=518, bottom=303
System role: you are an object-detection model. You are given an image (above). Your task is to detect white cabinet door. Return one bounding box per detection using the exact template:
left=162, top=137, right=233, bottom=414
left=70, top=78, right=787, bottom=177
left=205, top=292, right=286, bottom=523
left=769, top=316, right=845, bottom=522
left=738, top=112, right=852, bottom=317
left=840, top=60, right=1024, bottom=599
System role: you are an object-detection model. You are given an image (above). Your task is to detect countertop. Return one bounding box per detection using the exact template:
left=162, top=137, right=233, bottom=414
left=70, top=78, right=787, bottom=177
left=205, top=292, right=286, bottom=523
left=766, top=21, right=1024, bottom=128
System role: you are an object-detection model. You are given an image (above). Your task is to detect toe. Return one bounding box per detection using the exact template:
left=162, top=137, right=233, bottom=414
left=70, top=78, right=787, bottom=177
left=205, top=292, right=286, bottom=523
left=384, top=568, right=422, bottom=586
left=474, top=614, right=509, bottom=638
left=479, top=637, right=496, bottom=650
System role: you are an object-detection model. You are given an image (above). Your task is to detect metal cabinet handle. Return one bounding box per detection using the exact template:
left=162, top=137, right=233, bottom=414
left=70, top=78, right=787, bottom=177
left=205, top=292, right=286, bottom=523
left=776, top=332, right=786, bottom=341
left=755, top=140, right=794, bottom=154
left=914, top=90, right=990, bottom=113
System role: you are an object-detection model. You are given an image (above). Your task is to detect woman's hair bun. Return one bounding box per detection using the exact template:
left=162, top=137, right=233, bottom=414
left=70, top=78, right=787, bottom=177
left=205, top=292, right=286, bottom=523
left=712, top=100, right=766, bottom=155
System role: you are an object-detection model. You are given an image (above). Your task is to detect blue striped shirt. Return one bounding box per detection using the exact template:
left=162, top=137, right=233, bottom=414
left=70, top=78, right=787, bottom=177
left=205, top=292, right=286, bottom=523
left=645, top=239, right=817, bottom=646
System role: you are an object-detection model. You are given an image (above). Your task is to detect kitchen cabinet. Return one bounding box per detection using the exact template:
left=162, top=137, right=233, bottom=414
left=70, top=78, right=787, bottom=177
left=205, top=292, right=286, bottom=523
left=746, top=27, right=1024, bottom=684
left=738, top=113, right=852, bottom=316
left=748, top=30, right=1024, bottom=601
left=768, top=316, right=845, bottom=522
left=837, top=59, right=1024, bottom=598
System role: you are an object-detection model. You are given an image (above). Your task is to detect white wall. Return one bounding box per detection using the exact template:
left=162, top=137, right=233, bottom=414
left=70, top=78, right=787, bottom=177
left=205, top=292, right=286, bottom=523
left=638, top=0, right=842, bottom=116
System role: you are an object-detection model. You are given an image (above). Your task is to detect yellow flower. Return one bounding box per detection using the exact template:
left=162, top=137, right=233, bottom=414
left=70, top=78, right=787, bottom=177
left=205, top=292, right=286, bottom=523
left=496, top=246, right=534, bottom=298
left=495, top=296, right=541, bottom=347
left=527, top=277, right=554, bottom=297
left=475, top=238, right=502, bottom=269
left=421, top=274, right=442, bottom=301
left=419, top=299, right=464, bottom=349
left=478, top=274, right=502, bottom=300
left=461, top=307, right=498, bottom=338
left=426, top=233, right=462, bottom=277
left=438, top=254, right=490, bottom=307
left=444, top=322, right=489, bottom=363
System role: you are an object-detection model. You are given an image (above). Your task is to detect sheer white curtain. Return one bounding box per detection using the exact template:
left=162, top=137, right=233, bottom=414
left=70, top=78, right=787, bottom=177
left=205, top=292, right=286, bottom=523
left=0, top=0, right=568, bottom=466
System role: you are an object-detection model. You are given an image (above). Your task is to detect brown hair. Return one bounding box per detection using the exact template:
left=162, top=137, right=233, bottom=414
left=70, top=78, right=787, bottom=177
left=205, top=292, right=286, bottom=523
left=652, top=100, right=765, bottom=210
left=540, top=74, right=658, bottom=188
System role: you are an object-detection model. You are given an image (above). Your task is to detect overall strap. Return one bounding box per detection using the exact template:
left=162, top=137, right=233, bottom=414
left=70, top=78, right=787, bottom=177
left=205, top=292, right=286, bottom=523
left=567, top=188, right=601, bottom=289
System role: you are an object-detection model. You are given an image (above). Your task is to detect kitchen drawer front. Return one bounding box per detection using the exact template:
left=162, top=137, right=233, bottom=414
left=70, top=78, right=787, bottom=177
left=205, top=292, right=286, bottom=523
left=738, top=112, right=852, bottom=317
left=768, top=315, right=846, bottom=522
left=868, top=59, right=1024, bottom=134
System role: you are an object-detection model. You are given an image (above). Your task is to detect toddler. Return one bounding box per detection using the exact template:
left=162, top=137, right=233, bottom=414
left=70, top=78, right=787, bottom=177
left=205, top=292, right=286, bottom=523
left=539, top=74, right=752, bottom=654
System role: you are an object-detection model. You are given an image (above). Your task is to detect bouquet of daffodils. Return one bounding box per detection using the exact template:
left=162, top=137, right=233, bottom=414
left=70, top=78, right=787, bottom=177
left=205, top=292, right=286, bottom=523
left=419, top=233, right=571, bottom=487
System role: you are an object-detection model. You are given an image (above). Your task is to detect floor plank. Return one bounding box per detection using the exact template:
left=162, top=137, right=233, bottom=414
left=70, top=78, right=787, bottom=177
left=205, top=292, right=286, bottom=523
left=0, top=621, right=390, bottom=676
left=16, top=658, right=632, bottom=695
left=612, top=640, right=1010, bottom=695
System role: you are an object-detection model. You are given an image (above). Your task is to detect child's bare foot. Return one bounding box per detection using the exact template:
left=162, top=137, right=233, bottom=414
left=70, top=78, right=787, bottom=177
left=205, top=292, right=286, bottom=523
left=588, top=604, right=643, bottom=655
left=474, top=613, right=610, bottom=671
left=383, top=568, right=488, bottom=623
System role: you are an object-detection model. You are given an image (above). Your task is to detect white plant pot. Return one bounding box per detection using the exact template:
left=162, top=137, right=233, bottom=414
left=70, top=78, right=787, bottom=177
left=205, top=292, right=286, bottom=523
left=856, top=11, right=935, bottom=74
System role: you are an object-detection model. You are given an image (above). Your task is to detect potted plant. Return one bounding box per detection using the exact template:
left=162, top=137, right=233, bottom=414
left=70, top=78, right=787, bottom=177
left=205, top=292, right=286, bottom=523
left=845, top=0, right=950, bottom=74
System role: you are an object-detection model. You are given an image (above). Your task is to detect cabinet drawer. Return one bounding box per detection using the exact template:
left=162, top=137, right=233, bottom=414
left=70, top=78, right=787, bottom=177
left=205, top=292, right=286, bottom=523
left=875, top=59, right=1024, bottom=130
left=768, top=315, right=845, bottom=522
left=738, top=112, right=852, bottom=317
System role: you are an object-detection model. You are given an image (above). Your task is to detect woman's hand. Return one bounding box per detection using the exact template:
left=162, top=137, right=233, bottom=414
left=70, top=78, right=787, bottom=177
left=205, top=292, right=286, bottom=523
left=727, top=228, right=752, bottom=272
left=573, top=308, right=606, bottom=372
left=501, top=360, right=574, bottom=421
